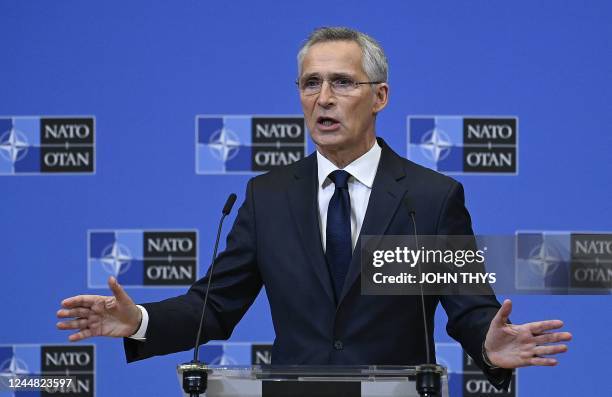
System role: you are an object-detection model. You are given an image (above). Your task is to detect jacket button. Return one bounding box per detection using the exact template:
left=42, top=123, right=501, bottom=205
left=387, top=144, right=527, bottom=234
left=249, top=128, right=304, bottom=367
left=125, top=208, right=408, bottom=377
left=333, top=340, right=344, bottom=350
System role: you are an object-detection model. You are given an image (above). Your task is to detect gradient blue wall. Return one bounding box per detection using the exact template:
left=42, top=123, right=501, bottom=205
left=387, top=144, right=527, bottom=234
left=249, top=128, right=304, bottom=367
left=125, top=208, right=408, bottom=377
left=1, top=1, right=611, bottom=396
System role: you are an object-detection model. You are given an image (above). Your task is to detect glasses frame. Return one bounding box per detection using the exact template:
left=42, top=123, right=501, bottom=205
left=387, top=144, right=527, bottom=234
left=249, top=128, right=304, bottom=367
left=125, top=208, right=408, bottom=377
left=295, top=77, right=384, bottom=96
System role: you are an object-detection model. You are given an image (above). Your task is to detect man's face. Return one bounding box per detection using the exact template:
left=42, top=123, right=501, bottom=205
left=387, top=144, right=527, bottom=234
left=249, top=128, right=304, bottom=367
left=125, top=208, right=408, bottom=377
left=298, top=41, right=388, bottom=154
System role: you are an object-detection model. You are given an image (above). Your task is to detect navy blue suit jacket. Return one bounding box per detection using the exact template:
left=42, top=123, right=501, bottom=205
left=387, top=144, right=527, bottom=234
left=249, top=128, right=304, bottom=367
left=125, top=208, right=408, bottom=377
left=125, top=138, right=511, bottom=387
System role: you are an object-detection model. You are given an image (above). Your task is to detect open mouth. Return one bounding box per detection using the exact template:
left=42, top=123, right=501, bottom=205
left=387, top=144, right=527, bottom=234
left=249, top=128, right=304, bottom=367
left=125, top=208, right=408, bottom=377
left=317, top=116, right=340, bottom=129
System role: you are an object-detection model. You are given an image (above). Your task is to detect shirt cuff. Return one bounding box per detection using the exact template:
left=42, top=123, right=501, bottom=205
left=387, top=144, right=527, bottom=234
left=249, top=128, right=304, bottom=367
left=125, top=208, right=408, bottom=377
left=128, top=305, right=149, bottom=340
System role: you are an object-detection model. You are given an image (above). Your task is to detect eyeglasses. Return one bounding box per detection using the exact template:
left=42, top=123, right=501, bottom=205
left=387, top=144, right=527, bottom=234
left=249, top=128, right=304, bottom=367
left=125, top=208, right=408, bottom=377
left=296, top=76, right=383, bottom=96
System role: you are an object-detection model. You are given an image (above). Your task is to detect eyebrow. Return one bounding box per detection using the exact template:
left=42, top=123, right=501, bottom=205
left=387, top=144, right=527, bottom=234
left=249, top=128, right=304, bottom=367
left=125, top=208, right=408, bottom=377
left=300, top=72, right=356, bottom=81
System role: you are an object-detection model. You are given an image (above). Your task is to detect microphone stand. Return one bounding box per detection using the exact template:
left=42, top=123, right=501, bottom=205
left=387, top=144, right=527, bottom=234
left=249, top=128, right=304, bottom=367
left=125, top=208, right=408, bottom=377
left=180, top=194, right=237, bottom=397
left=408, top=209, right=443, bottom=397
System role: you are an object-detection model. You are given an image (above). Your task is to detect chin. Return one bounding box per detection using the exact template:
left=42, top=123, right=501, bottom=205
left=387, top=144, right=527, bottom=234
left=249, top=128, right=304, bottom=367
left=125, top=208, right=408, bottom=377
left=312, top=129, right=346, bottom=144
left=312, top=135, right=347, bottom=151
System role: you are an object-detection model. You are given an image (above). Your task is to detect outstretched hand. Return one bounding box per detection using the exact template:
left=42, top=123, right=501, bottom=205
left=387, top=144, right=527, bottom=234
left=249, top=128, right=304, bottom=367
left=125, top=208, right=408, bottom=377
left=57, top=277, right=142, bottom=341
left=484, top=299, right=572, bottom=368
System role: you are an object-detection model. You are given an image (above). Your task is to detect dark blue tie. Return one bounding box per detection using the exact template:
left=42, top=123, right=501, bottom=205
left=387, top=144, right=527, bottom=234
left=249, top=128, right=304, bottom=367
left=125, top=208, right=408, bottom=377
left=325, top=170, right=352, bottom=301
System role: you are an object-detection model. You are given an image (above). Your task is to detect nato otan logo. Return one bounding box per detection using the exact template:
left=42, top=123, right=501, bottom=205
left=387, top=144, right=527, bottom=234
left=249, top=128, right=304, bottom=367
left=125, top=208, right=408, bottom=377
left=0, top=344, right=95, bottom=396
left=407, top=116, right=518, bottom=174
left=88, top=230, right=197, bottom=288
left=196, top=115, right=307, bottom=174
left=516, top=231, right=612, bottom=291
left=198, top=343, right=272, bottom=365
left=191, top=342, right=274, bottom=365
left=0, top=116, right=95, bottom=175
left=198, top=343, right=255, bottom=366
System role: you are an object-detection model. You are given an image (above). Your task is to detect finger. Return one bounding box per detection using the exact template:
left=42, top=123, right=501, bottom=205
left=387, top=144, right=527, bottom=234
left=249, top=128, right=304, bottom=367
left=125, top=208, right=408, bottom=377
left=529, top=320, right=564, bottom=334
left=68, top=329, right=93, bottom=342
left=533, top=332, right=573, bottom=344
left=493, top=299, right=512, bottom=326
left=57, top=308, right=92, bottom=319
left=534, top=344, right=568, bottom=356
left=61, top=295, right=103, bottom=309
left=56, top=319, right=89, bottom=330
left=529, top=356, right=558, bottom=366
left=108, top=277, right=130, bottom=303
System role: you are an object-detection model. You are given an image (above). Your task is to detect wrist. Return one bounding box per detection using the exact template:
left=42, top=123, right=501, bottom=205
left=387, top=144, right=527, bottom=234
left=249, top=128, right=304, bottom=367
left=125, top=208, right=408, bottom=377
left=482, top=342, right=500, bottom=369
left=130, top=306, right=143, bottom=336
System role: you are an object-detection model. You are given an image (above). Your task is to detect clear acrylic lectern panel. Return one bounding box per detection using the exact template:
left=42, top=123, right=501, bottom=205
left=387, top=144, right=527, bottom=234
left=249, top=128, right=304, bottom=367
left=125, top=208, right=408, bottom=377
left=176, top=365, right=448, bottom=397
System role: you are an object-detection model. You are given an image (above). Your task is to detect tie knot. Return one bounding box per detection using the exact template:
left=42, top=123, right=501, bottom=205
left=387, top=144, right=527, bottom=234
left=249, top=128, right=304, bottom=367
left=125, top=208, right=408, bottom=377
left=328, top=170, right=351, bottom=189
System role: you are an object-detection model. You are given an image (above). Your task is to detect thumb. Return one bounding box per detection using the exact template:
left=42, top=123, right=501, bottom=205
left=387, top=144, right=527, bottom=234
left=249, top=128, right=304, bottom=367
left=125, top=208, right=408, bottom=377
left=494, top=299, right=512, bottom=326
left=108, top=276, right=131, bottom=303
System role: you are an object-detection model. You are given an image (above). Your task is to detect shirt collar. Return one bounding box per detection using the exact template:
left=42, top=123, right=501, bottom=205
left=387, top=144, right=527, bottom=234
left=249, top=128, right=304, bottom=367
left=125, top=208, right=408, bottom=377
left=316, top=140, right=382, bottom=189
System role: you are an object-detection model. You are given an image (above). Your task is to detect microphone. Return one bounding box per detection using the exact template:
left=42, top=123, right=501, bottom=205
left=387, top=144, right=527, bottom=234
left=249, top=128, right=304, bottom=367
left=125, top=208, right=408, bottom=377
left=180, top=193, right=237, bottom=397
left=222, top=194, right=237, bottom=215
left=405, top=199, right=442, bottom=397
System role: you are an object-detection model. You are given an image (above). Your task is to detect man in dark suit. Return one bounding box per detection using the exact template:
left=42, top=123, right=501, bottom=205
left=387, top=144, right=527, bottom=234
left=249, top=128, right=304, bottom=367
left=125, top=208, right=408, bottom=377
left=58, top=27, right=571, bottom=390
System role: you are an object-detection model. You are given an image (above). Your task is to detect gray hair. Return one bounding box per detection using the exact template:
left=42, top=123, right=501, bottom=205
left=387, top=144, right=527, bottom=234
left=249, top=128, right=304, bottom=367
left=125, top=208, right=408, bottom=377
left=297, top=27, right=388, bottom=82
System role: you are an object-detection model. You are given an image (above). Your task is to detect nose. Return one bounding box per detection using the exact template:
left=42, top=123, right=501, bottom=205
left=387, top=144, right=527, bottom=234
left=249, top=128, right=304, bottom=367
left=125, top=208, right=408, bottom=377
left=316, top=80, right=336, bottom=108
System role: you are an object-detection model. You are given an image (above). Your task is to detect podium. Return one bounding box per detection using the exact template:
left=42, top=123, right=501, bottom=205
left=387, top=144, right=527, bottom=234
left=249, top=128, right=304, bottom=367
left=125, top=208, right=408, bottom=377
left=177, top=365, right=448, bottom=397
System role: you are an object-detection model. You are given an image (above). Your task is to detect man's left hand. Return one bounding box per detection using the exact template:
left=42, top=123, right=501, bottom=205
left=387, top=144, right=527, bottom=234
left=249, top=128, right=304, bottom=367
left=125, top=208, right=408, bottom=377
left=484, top=299, right=572, bottom=368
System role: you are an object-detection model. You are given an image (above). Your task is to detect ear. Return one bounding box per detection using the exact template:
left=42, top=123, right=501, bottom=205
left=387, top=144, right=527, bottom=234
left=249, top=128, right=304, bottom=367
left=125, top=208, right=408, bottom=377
left=372, top=83, right=389, bottom=114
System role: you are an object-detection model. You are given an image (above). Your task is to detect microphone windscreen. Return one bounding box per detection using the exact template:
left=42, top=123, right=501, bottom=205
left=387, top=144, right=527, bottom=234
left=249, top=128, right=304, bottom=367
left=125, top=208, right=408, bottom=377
left=222, top=193, right=237, bottom=215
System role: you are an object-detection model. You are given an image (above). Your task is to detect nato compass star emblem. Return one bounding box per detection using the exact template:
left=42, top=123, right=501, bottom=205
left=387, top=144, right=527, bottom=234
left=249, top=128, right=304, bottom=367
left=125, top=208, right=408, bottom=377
left=208, top=128, right=240, bottom=162
left=0, top=128, right=29, bottom=163
left=419, top=128, right=452, bottom=162
left=527, top=242, right=561, bottom=277
left=209, top=354, right=238, bottom=366
left=100, top=242, right=133, bottom=276
left=0, top=356, right=30, bottom=387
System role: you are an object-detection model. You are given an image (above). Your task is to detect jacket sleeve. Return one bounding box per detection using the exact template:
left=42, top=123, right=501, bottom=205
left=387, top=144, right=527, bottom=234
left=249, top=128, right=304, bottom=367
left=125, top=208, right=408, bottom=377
left=124, top=179, right=262, bottom=362
left=437, top=181, right=513, bottom=390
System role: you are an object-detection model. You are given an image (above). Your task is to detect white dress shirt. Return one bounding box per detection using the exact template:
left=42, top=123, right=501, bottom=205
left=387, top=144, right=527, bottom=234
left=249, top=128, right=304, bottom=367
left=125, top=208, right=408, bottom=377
left=130, top=140, right=383, bottom=340
left=316, top=141, right=382, bottom=251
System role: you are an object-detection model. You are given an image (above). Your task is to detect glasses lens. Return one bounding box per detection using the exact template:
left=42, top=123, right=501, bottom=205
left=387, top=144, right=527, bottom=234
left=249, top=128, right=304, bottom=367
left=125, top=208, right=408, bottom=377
left=331, top=78, right=355, bottom=94
left=301, top=78, right=321, bottom=95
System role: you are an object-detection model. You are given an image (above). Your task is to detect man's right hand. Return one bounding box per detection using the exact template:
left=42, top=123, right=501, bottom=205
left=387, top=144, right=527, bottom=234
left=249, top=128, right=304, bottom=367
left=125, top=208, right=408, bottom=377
left=57, top=276, right=142, bottom=341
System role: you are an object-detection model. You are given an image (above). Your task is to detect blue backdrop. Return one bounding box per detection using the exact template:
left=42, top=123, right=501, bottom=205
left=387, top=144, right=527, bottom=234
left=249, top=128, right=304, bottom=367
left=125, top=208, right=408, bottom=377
left=1, top=1, right=611, bottom=396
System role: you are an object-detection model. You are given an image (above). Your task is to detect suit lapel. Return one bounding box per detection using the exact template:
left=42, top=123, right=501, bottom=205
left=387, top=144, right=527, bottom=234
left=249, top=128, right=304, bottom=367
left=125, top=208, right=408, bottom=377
left=286, top=154, right=336, bottom=304
left=338, top=139, right=407, bottom=304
